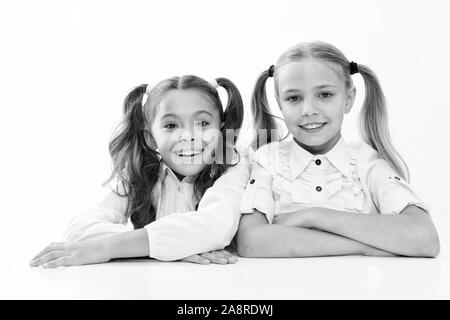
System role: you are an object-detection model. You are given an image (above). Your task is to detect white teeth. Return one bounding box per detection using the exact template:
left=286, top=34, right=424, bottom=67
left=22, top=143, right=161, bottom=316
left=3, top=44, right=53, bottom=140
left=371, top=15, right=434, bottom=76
left=177, top=150, right=203, bottom=157
left=301, top=123, right=324, bottom=129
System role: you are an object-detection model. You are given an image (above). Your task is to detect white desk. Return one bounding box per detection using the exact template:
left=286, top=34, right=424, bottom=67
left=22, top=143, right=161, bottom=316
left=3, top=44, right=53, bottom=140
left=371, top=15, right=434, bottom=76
left=2, top=251, right=449, bottom=299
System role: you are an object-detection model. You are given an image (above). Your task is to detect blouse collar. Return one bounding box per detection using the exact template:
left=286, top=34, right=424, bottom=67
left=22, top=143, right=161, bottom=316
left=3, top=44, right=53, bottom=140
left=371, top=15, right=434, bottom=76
left=289, top=137, right=351, bottom=179
left=159, top=161, right=197, bottom=184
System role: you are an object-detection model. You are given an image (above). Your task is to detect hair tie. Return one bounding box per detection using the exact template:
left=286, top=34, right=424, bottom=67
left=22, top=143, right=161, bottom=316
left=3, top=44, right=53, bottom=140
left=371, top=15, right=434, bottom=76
left=142, top=84, right=152, bottom=105
left=146, top=84, right=153, bottom=95
left=209, top=79, right=219, bottom=89
left=268, top=65, right=275, bottom=77
left=349, top=61, right=359, bottom=75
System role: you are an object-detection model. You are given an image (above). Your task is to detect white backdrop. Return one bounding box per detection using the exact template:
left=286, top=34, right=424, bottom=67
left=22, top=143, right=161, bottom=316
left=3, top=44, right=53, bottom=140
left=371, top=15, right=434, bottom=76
left=1, top=0, right=449, bottom=287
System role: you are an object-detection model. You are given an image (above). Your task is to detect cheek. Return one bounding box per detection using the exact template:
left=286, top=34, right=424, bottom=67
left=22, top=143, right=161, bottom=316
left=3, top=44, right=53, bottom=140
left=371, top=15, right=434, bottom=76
left=333, top=113, right=345, bottom=127
left=202, top=128, right=222, bottom=146
left=280, top=105, right=300, bottom=125
left=325, top=103, right=346, bottom=122
left=150, top=128, right=173, bottom=151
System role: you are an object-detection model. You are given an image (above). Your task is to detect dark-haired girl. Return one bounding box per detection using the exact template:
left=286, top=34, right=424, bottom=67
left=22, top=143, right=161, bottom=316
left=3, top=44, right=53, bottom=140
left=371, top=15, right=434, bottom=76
left=30, top=75, right=249, bottom=267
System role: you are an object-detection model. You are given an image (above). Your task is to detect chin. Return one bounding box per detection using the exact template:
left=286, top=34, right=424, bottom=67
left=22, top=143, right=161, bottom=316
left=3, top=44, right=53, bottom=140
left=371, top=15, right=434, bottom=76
left=295, top=136, right=324, bottom=146
left=174, top=164, right=208, bottom=177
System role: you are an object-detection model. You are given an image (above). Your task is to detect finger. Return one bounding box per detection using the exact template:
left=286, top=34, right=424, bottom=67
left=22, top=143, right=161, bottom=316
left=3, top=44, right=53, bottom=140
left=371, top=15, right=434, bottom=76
left=216, top=250, right=237, bottom=263
left=42, top=256, right=72, bottom=269
left=211, top=250, right=233, bottom=262
left=217, top=249, right=232, bottom=258
left=31, top=242, right=67, bottom=261
left=218, top=250, right=238, bottom=263
left=181, top=255, right=210, bottom=265
left=200, top=252, right=214, bottom=261
left=30, top=250, right=67, bottom=267
left=201, top=252, right=227, bottom=265
left=211, top=250, right=227, bottom=258
left=227, top=254, right=238, bottom=264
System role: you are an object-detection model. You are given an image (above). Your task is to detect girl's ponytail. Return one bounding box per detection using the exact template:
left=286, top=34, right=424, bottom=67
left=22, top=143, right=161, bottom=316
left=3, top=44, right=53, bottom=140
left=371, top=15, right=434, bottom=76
left=216, top=77, right=244, bottom=132
left=251, top=68, right=280, bottom=150
left=201, top=77, right=244, bottom=172
left=358, top=65, right=410, bottom=181
left=109, top=84, right=149, bottom=185
left=105, top=84, right=160, bottom=229
left=216, top=78, right=244, bottom=164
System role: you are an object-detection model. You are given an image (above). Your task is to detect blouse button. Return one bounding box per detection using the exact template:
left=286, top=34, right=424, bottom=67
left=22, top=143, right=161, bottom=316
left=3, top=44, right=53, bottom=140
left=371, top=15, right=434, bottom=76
left=249, top=179, right=255, bottom=184
left=315, top=159, right=321, bottom=165
left=316, top=186, right=322, bottom=192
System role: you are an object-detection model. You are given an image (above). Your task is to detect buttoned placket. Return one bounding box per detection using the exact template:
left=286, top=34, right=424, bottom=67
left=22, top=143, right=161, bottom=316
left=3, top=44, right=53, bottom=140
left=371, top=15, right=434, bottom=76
left=155, top=166, right=195, bottom=219
left=310, top=156, right=327, bottom=205
left=177, top=179, right=191, bottom=212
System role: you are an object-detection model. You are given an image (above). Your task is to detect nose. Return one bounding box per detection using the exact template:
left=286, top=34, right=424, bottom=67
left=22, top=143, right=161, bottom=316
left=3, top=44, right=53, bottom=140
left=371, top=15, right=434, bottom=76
left=178, top=128, right=195, bottom=142
left=301, top=98, right=319, bottom=117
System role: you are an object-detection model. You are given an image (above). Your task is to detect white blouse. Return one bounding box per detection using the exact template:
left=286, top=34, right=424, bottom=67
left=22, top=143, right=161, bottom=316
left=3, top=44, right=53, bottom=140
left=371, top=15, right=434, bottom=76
left=240, top=138, right=427, bottom=224
left=64, top=153, right=249, bottom=261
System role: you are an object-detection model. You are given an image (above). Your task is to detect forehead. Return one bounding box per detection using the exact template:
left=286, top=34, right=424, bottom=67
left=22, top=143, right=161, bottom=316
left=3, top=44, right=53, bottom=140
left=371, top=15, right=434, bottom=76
left=277, top=59, right=345, bottom=91
left=154, top=89, right=219, bottom=119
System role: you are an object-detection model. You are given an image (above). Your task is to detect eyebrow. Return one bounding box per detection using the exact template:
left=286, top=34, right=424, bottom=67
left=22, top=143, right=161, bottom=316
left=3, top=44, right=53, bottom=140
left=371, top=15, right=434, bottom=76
left=160, top=110, right=213, bottom=120
left=315, top=84, right=337, bottom=89
left=282, top=84, right=338, bottom=94
left=160, top=113, right=179, bottom=120
left=282, top=89, right=301, bottom=94
left=192, top=110, right=213, bottom=117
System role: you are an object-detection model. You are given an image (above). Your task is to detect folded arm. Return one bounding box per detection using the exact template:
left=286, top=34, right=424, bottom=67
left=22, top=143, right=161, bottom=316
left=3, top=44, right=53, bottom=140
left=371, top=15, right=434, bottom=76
left=275, top=206, right=440, bottom=257
left=276, top=206, right=439, bottom=257
left=237, top=210, right=395, bottom=258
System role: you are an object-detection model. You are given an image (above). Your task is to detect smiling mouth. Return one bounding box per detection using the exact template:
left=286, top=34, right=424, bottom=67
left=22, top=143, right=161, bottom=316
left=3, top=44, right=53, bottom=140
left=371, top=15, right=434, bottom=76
left=176, top=149, right=205, bottom=157
left=299, top=122, right=327, bottom=131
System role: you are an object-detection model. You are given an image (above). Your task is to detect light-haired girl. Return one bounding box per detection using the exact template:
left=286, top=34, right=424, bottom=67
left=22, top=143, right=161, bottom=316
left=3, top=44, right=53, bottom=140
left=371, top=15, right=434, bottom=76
left=30, top=75, right=249, bottom=267
left=238, top=41, right=439, bottom=258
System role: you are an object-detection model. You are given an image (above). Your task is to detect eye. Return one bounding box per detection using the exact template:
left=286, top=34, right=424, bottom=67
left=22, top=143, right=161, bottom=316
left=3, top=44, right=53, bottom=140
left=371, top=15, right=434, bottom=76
left=194, top=120, right=211, bottom=127
left=318, top=92, right=334, bottom=99
left=164, top=123, right=177, bottom=129
left=286, top=95, right=302, bottom=103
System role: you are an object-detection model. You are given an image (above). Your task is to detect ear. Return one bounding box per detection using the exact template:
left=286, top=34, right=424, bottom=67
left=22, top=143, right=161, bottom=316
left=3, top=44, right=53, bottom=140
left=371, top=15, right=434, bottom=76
left=143, top=129, right=157, bottom=150
left=344, top=87, right=356, bottom=114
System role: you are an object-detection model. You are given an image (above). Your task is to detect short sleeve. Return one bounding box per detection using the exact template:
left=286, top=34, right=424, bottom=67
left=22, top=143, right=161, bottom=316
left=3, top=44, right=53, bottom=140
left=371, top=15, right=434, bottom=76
left=240, top=148, right=276, bottom=224
left=366, top=159, right=429, bottom=215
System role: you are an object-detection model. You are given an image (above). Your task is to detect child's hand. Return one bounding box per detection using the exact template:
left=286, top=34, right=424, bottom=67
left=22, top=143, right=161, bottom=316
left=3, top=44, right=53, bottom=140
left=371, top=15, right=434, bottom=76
left=180, top=249, right=238, bottom=265
left=29, top=240, right=111, bottom=268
